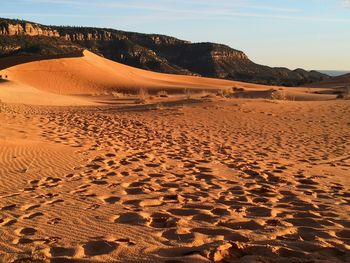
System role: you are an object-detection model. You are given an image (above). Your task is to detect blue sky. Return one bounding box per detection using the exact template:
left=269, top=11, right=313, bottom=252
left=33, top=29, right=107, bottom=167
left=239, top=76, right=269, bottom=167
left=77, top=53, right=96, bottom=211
left=1, top=0, right=350, bottom=71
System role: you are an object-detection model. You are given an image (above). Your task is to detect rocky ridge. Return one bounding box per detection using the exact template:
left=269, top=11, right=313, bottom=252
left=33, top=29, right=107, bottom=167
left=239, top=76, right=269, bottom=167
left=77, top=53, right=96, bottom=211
left=0, top=18, right=329, bottom=86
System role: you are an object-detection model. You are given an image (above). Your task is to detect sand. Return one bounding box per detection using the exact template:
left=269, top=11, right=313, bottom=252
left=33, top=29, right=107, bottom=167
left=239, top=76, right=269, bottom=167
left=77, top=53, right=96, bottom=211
left=0, top=50, right=239, bottom=96
left=0, top=50, right=335, bottom=105
left=0, top=81, right=97, bottom=106
left=0, top=52, right=349, bottom=262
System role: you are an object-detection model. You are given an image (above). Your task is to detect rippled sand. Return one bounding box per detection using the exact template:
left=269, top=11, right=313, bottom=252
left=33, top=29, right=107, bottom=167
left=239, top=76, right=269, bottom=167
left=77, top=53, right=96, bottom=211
left=0, top=98, right=349, bottom=262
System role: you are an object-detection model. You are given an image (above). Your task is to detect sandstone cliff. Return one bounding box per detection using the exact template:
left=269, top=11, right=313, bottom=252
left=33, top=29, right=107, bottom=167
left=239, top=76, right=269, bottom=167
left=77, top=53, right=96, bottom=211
left=0, top=20, right=59, bottom=37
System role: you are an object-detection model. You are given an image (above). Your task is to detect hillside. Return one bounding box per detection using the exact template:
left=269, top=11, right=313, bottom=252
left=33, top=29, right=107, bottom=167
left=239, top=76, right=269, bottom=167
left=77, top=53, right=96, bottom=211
left=0, top=17, right=329, bottom=86
left=307, top=73, right=350, bottom=88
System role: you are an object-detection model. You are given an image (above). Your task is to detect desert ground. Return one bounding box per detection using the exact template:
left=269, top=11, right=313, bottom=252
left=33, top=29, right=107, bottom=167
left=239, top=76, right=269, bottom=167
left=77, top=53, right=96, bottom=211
left=0, top=52, right=349, bottom=262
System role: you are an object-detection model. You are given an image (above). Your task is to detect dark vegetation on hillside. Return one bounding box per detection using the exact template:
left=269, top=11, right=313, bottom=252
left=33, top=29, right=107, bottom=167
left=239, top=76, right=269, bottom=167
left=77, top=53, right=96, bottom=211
left=0, top=36, right=82, bottom=57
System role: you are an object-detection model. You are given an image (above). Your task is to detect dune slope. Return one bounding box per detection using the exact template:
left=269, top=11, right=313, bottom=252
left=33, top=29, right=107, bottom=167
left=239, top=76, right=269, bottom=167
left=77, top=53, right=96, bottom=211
left=0, top=81, right=97, bottom=106
left=1, top=50, right=242, bottom=95
left=0, top=50, right=338, bottom=105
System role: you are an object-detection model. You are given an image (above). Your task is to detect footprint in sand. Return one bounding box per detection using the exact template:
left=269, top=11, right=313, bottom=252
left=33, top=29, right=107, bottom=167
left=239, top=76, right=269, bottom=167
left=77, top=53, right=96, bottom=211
left=90, top=180, right=108, bottom=185
left=122, top=199, right=142, bottom=208
left=1, top=204, right=17, bottom=211
left=219, top=219, right=265, bottom=231
left=167, top=208, right=201, bottom=217
left=85, top=204, right=100, bottom=210
left=80, top=240, right=118, bottom=257
left=12, top=237, right=34, bottom=245
left=161, top=228, right=195, bottom=243
left=47, top=246, right=76, bottom=257
left=192, top=227, right=249, bottom=242
left=161, top=194, right=184, bottom=203
left=45, top=199, right=64, bottom=205
left=0, top=217, right=17, bottom=226
left=43, top=236, right=62, bottom=245
left=125, top=187, right=149, bottom=195
left=211, top=208, right=231, bottom=216
left=246, top=206, right=277, bottom=217
left=336, top=229, right=350, bottom=239
left=98, top=195, right=121, bottom=204
left=115, top=238, right=136, bottom=246
left=114, top=212, right=149, bottom=225
left=35, top=193, right=59, bottom=200
left=38, top=177, right=63, bottom=188
left=47, top=217, right=62, bottom=225
left=149, top=212, right=178, bottom=228
left=21, top=212, right=44, bottom=220
left=29, top=179, right=39, bottom=186
left=20, top=204, right=41, bottom=211
left=15, top=227, right=37, bottom=236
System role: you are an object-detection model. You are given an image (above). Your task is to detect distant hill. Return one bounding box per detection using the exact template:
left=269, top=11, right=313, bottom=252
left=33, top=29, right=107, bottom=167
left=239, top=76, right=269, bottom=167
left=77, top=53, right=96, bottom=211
left=318, top=70, right=350, bottom=77
left=307, top=73, right=350, bottom=88
left=0, top=17, right=329, bottom=86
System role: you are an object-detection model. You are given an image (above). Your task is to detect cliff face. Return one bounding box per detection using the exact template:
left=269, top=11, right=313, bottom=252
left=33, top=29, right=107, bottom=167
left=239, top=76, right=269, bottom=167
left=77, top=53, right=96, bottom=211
left=0, top=18, right=329, bottom=86
left=0, top=21, right=59, bottom=37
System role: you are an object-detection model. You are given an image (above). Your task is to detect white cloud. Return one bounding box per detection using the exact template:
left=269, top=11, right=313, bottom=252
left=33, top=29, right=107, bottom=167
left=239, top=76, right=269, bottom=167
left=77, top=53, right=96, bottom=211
left=340, top=0, right=350, bottom=7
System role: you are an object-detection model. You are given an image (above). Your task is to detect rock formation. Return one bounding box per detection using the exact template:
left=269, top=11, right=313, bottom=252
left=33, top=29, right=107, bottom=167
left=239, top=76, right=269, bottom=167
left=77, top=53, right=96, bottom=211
left=0, top=18, right=329, bottom=86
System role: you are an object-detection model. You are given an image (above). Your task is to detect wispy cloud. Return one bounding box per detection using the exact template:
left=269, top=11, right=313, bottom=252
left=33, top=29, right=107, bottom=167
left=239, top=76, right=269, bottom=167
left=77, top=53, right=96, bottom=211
left=3, top=0, right=350, bottom=24
left=20, top=0, right=301, bottom=13
left=2, top=10, right=350, bottom=24
left=340, top=0, right=350, bottom=7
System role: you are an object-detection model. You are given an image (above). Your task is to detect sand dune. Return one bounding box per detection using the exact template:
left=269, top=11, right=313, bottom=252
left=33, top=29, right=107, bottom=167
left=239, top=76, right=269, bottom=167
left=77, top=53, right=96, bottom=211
left=1, top=50, right=240, bottom=95
left=0, top=50, right=338, bottom=106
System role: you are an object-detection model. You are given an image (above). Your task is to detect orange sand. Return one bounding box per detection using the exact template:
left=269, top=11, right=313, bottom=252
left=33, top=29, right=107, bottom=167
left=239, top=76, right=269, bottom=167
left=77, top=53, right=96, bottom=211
left=0, top=51, right=349, bottom=262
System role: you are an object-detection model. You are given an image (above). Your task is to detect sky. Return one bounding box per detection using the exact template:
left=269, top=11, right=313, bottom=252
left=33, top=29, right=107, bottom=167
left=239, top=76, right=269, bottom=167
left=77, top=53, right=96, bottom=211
left=1, top=0, right=350, bottom=71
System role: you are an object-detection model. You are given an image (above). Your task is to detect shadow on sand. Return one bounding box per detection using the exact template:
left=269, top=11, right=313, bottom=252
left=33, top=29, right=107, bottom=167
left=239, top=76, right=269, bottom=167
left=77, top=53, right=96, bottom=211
left=94, top=98, right=202, bottom=112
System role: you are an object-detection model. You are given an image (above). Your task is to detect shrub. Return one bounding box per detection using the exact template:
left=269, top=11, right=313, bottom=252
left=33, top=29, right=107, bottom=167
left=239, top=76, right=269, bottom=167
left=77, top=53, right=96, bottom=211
left=157, top=90, right=168, bottom=98
left=112, top=91, right=125, bottom=98
left=217, top=86, right=245, bottom=98
left=200, top=91, right=215, bottom=99
left=270, top=90, right=287, bottom=100
left=0, top=99, right=5, bottom=113
left=217, top=88, right=232, bottom=98
left=232, top=86, right=245, bottom=92
left=184, top=88, right=192, bottom=99
left=135, top=88, right=149, bottom=104
left=155, top=102, right=164, bottom=110
left=337, top=86, right=350, bottom=100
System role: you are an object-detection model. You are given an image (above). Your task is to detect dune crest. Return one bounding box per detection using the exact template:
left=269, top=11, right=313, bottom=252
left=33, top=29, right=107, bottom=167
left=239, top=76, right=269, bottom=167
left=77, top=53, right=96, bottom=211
left=0, top=50, right=338, bottom=106
left=2, top=50, right=240, bottom=95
